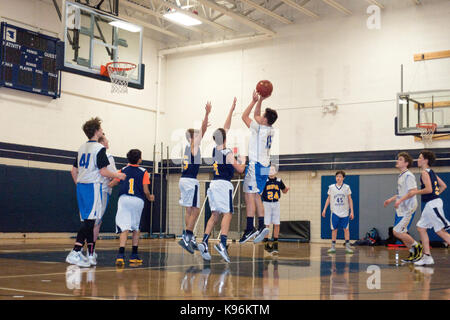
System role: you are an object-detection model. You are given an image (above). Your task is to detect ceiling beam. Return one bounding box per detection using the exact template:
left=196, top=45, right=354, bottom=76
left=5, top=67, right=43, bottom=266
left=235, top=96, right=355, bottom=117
left=321, top=0, right=352, bottom=15
left=365, top=0, right=384, bottom=9
left=193, top=0, right=276, bottom=35
left=152, top=0, right=236, bottom=32
left=277, top=0, right=319, bottom=19
left=238, top=0, right=292, bottom=24
left=121, top=0, right=206, bottom=34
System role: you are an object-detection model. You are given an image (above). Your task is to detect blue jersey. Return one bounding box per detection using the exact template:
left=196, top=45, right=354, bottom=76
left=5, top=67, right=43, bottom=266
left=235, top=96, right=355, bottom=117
left=420, top=168, right=440, bottom=204
left=212, top=147, right=234, bottom=181
left=181, top=145, right=201, bottom=179
left=118, top=164, right=150, bottom=201
left=261, top=177, right=286, bottom=202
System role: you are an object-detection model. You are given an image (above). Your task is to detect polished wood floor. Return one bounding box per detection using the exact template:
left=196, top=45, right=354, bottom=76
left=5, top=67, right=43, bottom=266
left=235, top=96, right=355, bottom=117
left=0, top=238, right=448, bottom=300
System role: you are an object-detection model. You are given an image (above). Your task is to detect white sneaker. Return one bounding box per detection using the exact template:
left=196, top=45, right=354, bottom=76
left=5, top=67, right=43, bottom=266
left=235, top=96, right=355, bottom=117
left=253, top=228, right=270, bottom=243
left=88, top=255, right=97, bottom=266
left=66, top=250, right=91, bottom=267
left=414, top=254, right=434, bottom=266
left=198, top=242, right=211, bottom=261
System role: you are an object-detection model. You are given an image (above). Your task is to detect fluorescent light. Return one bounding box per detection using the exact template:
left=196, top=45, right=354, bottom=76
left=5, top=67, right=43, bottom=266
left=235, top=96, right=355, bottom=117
left=109, top=20, right=142, bottom=33
left=163, top=11, right=202, bottom=26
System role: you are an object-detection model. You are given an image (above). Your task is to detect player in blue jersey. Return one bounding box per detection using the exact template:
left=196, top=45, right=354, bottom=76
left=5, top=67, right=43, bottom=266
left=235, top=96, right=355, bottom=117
left=197, top=99, right=246, bottom=263
left=413, top=150, right=450, bottom=266
left=110, top=149, right=155, bottom=266
left=261, top=165, right=289, bottom=254
left=67, top=117, right=126, bottom=267
left=178, top=102, right=212, bottom=254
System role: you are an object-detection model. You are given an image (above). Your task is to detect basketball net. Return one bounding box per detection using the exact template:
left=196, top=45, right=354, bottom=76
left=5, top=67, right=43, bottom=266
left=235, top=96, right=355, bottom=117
left=106, top=62, right=136, bottom=94
left=417, top=123, right=436, bottom=148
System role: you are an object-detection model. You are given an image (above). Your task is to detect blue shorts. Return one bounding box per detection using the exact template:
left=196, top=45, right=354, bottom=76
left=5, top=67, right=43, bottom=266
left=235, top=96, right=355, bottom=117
left=243, top=162, right=270, bottom=194
left=331, top=213, right=349, bottom=230
left=76, top=183, right=102, bottom=221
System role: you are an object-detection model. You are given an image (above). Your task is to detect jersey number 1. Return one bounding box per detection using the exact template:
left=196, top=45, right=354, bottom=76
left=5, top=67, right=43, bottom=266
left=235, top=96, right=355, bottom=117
left=128, top=178, right=135, bottom=195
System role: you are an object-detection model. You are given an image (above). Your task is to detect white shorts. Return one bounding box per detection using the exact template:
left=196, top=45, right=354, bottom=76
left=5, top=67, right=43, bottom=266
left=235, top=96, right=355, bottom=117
left=115, top=195, right=145, bottom=233
left=394, top=210, right=415, bottom=234
left=243, top=162, right=270, bottom=194
left=417, top=198, right=450, bottom=232
left=263, top=201, right=280, bottom=225
left=96, top=190, right=111, bottom=225
left=179, top=177, right=200, bottom=208
left=207, top=180, right=234, bottom=214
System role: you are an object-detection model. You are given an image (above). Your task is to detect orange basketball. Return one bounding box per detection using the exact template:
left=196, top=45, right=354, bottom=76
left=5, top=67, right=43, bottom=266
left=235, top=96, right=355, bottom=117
left=256, top=80, right=273, bottom=98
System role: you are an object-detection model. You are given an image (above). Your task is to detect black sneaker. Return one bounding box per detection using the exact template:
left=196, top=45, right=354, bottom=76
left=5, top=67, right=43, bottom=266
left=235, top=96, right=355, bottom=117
left=271, top=241, right=279, bottom=254
left=401, top=251, right=415, bottom=263
left=178, top=235, right=194, bottom=254
left=239, top=228, right=258, bottom=244
left=413, top=243, right=424, bottom=261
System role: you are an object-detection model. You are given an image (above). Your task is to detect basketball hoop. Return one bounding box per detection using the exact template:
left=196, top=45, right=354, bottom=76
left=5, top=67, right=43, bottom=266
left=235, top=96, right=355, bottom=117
left=416, top=123, right=437, bottom=147
left=106, top=62, right=137, bottom=94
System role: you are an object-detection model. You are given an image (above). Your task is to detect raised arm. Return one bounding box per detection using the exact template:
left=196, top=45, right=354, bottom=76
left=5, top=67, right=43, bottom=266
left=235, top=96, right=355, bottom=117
left=242, top=90, right=259, bottom=128
left=224, top=97, right=236, bottom=132
left=254, top=91, right=271, bottom=125
left=193, top=101, right=212, bottom=150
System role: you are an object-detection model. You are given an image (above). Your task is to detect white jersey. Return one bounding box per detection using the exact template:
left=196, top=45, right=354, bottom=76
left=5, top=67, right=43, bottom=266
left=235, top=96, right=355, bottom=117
left=248, top=120, right=275, bottom=167
left=75, top=141, right=109, bottom=184
left=328, top=183, right=352, bottom=217
left=101, top=153, right=117, bottom=194
left=396, top=170, right=418, bottom=215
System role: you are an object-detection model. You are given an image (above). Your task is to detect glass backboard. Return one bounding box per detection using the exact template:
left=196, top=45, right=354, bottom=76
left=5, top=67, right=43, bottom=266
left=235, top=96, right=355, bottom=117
left=62, top=1, right=144, bottom=89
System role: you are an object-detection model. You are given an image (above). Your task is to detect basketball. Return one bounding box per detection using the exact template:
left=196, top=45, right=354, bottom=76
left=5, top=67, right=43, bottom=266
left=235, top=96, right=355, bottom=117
left=256, top=80, right=273, bottom=98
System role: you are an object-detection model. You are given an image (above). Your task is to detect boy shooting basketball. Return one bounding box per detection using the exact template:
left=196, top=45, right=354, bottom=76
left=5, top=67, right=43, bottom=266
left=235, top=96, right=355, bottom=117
left=322, top=171, right=354, bottom=254
left=383, top=152, right=423, bottom=263
left=239, top=90, right=278, bottom=244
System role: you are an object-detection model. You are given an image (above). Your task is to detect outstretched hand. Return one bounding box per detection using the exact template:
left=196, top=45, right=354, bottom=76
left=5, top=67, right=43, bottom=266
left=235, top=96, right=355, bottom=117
left=205, top=101, right=212, bottom=114
left=252, top=90, right=259, bottom=103
left=231, top=97, right=237, bottom=111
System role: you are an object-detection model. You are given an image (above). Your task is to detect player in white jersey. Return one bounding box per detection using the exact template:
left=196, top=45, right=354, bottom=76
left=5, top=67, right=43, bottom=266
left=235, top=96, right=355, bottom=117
left=239, top=90, right=278, bottom=244
left=66, top=117, right=126, bottom=267
left=91, top=134, right=117, bottom=260
left=383, top=152, right=423, bottom=263
left=322, top=171, right=354, bottom=254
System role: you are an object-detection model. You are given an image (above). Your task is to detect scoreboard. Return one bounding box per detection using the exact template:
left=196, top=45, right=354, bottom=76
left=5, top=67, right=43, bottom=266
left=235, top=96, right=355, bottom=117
left=0, top=22, right=62, bottom=98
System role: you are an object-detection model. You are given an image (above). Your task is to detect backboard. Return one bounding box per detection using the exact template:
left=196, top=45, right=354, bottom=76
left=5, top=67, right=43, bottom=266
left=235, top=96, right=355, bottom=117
left=61, top=1, right=144, bottom=89
left=395, top=89, right=450, bottom=136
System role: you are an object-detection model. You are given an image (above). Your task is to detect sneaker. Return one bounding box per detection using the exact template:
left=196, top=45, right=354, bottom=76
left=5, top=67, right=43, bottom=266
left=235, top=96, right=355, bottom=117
left=198, top=242, right=211, bottom=261
left=254, top=227, right=270, bottom=244
left=129, top=254, right=143, bottom=263
left=191, top=237, right=199, bottom=251
left=401, top=251, right=416, bottom=263
left=88, top=254, right=97, bottom=266
left=178, top=235, right=194, bottom=254
left=214, top=242, right=231, bottom=263
left=264, top=242, right=273, bottom=253
left=271, top=241, right=279, bottom=254
left=414, top=254, right=434, bottom=266
left=345, top=246, right=354, bottom=254
left=327, top=247, right=336, bottom=254
left=115, top=254, right=125, bottom=267
left=66, top=250, right=91, bottom=267
left=239, top=228, right=259, bottom=244
left=413, top=243, right=424, bottom=261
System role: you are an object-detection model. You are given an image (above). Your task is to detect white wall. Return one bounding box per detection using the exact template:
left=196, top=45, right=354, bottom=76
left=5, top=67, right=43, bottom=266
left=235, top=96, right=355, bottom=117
left=161, top=0, right=450, bottom=157
left=0, top=0, right=162, bottom=161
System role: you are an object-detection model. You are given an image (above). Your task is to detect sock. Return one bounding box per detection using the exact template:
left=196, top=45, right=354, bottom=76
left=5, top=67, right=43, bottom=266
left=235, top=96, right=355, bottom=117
left=118, top=247, right=125, bottom=255
left=203, top=233, right=210, bottom=244
left=73, top=245, right=82, bottom=252
left=411, top=241, right=418, bottom=247
left=246, top=217, right=254, bottom=231
left=220, top=235, right=227, bottom=247
left=331, top=241, right=336, bottom=248
left=274, top=238, right=278, bottom=242
left=345, top=240, right=350, bottom=247
left=92, top=242, right=96, bottom=252
left=263, top=238, right=268, bottom=243
left=132, top=246, right=138, bottom=255
left=186, top=230, right=193, bottom=241
left=258, top=217, right=265, bottom=230
left=87, top=243, right=94, bottom=255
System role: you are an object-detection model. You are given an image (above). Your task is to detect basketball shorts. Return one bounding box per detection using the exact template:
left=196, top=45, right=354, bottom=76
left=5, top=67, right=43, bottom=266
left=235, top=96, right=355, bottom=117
left=76, top=182, right=102, bottom=221
left=394, top=208, right=416, bottom=234
left=115, top=195, right=145, bottom=233
left=207, top=180, right=234, bottom=214
left=417, top=198, right=450, bottom=232
left=96, top=190, right=111, bottom=226
left=331, top=213, right=349, bottom=230
left=263, top=201, right=280, bottom=225
left=179, top=177, right=200, bottom=208
left=243, top=162, right=270, bottom=194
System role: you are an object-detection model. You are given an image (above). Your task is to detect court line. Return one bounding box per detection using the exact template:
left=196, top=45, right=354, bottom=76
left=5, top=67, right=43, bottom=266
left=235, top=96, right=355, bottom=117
left=0, top=286, right=109, bottom=300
